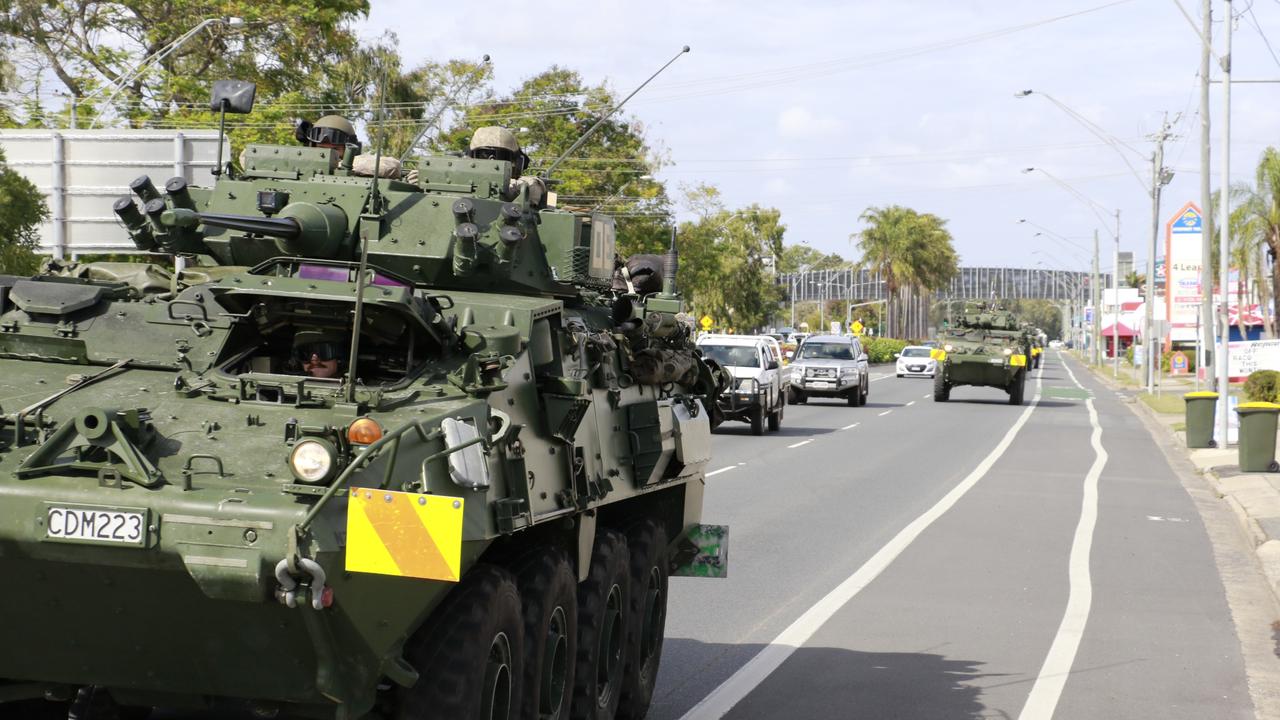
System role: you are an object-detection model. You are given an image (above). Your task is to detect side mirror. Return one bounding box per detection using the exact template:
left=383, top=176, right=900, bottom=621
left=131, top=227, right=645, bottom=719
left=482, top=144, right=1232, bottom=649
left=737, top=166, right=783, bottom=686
left=892, top=353, right=900, bottom=358
left=858, top=353, right=869, bottom=363
left=784, top=351, right=794, bottom=359
left=210, top=80, right=257, bottom=114
left=767, top=360, right=779, bottom=370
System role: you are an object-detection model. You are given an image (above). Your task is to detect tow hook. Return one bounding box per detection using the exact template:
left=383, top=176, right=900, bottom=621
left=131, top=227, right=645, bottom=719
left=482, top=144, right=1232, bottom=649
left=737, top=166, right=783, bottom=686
left=273, top=558, right=331, bottom=610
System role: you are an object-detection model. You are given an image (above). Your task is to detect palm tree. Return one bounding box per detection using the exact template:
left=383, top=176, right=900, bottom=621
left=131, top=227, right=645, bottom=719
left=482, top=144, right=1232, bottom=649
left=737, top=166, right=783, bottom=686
left=853, top=206, right=959, bottom=338
left=1237, top=147, right=1280, bottom=336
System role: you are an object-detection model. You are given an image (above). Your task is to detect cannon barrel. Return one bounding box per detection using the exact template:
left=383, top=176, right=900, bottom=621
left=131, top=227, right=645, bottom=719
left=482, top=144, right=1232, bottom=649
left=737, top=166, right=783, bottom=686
left=161, top=204, right=346, bottom=258
left=197, top=212, right=301, bottom=240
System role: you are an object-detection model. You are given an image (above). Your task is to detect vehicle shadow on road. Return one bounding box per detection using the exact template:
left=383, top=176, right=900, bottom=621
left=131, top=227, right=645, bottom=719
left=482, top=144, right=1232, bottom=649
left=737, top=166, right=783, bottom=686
left=712, top=425, right=837, bottom=437
left=653, top=639, right=994, bottom=720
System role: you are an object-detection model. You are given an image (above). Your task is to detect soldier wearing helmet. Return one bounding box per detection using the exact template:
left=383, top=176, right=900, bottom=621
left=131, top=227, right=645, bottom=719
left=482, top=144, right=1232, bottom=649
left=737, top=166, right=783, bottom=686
left=467, top=126, right=530, bottom=178
left=293, top=115, right=402, bottom=179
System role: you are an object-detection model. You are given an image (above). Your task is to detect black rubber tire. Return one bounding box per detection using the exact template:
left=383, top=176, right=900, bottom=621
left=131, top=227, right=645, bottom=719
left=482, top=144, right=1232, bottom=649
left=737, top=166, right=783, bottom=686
left=933, top=371, right=950, bottom=402
left=571, top=530, right=630, bottom=720
left=897, top=373, right=903, bottom=378
left=787, top=387, right=802, bottom=405
left=846, top=390, right=858, bottom=406
left=515, top=548, right=577, bottom=720
left=767, top=406, right=780, bottom=432
left=9, top=699, right=72, bottom=720
left=1008, top=370, right=1026, bottom=406
left=861, top=379, right=870, bottom=405
left=616, top=520, right=670, bottom=720
left=398, top=564, right=524, bottom=720
left=750, top=406, right=764, bottom=435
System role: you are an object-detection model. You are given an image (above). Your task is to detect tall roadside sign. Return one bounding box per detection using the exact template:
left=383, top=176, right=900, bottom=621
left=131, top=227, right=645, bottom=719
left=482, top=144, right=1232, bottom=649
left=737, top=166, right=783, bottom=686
left=1165, top=202, right=1203, bottom=349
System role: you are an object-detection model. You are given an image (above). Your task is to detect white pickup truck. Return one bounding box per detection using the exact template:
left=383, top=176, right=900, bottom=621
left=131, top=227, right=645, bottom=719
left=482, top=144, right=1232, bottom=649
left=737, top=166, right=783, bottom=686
left=696, top=334, right=785, bottom=435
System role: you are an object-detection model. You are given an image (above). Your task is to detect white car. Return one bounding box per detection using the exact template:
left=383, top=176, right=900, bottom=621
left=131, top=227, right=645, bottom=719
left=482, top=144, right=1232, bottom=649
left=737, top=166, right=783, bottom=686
left=696, top=335, right=785, bottom=434
left=1049, top=339, right=1064, bottom=349
left=895, top=346, right=938, bottom=378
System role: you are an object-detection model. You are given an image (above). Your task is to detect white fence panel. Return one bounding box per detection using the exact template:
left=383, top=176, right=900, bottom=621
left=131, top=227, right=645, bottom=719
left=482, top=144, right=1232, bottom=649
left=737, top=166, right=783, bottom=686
left=0, top=129, right=226, bottom=256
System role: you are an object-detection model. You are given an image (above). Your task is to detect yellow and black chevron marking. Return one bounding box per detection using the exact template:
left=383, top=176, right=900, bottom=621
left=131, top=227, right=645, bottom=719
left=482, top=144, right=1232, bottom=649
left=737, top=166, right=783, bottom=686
left=345, top=488, right=464, bottom=582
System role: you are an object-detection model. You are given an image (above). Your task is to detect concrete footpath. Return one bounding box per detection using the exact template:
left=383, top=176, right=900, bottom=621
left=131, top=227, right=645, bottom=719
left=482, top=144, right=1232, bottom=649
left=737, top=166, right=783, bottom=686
left=1083, top=357, right=1280, bottom=608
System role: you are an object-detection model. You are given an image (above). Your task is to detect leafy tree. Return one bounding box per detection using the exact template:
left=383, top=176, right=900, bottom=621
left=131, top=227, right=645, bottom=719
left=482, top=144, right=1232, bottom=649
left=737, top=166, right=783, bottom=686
left=438, top=66, right=671, bottom=257
left=777, top=243, right=847, bottom=274
left=2, top=0, right=369, bottom=126
left=0, top=147, right=48, bottom=274
left=674, top=184, right=785, bottom=332
left=853, top=205, right=959, bottom=338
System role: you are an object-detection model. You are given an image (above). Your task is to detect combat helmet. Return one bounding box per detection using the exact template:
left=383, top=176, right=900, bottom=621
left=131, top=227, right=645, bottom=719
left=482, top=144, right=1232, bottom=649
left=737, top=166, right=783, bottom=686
left=468, top=126, right=527, bottom=176
left=296, top=114, right=359, bottom=149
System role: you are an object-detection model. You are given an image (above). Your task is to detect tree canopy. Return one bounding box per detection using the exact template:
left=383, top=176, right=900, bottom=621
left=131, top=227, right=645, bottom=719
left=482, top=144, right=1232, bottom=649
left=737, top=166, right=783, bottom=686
left=854, top=205, right=959, bottom=338
left=0, top=147, right=48, bottom=273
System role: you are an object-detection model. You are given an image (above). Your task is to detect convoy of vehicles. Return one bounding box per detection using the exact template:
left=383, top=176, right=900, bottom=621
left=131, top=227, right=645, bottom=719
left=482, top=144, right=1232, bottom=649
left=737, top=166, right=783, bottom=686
left=696, top=335, right=785, bottom=434
left=0, top=84, right=729, bottom=720
left=932, top=303, right=1033, bottom=405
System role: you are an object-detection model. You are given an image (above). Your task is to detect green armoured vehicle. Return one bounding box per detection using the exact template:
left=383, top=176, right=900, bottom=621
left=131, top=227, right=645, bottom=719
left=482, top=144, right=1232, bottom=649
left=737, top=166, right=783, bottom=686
left=932, top=302, right=1032, bottom=405
left=0, top=84, right=726, bottom=720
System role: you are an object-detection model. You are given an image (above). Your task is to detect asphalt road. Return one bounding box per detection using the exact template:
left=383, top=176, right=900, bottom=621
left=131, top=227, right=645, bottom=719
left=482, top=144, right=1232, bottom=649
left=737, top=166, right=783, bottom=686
left=653, top=351, right=1272, bottom=720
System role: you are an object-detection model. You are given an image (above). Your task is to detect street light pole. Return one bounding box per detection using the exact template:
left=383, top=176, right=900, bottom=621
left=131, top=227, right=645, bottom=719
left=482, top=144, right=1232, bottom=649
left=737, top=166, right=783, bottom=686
left=1146, top=115, right=1174, bottom=394
left=1200, top=0, right=1215, bottom=388
left=1218, top=0, right=1234, bottom=446
left=1113, top=209, right=1121, bottom=377
left=1093, top=229, right=1102, bottom=366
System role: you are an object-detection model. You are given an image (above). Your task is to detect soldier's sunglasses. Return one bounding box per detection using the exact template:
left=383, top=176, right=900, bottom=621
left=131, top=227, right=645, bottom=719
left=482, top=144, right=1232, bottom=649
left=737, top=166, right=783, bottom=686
left=296, top=342, right=343, bottom=363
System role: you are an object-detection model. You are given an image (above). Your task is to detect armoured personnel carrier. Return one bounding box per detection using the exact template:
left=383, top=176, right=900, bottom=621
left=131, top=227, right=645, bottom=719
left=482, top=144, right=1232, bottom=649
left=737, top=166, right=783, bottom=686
left=0, top=84, right=726, bottom=720
left=932, top=302, right=1032, bottom=405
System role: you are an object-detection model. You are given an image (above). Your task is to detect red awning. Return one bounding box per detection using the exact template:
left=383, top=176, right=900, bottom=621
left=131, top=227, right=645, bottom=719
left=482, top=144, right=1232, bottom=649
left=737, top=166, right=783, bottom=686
left=1100, top=322, right=1137, bottom=336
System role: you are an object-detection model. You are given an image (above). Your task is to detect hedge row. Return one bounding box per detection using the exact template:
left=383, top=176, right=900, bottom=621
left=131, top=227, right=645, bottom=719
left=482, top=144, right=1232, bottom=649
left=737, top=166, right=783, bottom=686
left=862, top=337, right=914, bottom=364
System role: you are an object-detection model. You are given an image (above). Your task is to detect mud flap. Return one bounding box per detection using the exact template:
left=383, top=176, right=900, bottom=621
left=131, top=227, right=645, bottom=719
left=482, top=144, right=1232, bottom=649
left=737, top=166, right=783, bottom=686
left=669, top=524, right=729, bottom=578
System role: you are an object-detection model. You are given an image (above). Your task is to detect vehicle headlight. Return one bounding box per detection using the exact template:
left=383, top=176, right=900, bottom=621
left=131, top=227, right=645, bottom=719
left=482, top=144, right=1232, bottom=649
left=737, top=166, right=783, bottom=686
left=1003, top=348, right=1014, bottom=356
left=290, top=438, right=337, bottom=483
left=840, top=366, right=858, bottom=375
left=790, top=364, right=804, bottom=375
left=943, top=344, right=954, bottom=352
left=738, top=378, right=757, bottom=393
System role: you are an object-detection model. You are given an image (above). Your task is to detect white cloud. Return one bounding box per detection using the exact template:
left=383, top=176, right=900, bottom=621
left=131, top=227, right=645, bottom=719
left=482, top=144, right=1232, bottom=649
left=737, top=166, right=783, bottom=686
left=777, top=107, right=842, bottom=140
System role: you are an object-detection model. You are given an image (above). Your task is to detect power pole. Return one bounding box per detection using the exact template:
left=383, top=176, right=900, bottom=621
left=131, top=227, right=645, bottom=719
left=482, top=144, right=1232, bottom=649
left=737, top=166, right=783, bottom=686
left=1113, top=209, right=1121, bottom=377
left=1146, top=113, right=1175, bottom=394
left=1218, top=0, right=1234, bottom=446
left=1200, top=0, right=1214, bottom=387
left=1093, top=229, right=1101, bottom=366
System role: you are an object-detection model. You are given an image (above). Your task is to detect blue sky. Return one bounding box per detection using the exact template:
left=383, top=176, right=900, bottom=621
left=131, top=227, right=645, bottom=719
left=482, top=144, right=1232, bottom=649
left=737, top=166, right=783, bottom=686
left=356, top=0, right=1280, bottom=272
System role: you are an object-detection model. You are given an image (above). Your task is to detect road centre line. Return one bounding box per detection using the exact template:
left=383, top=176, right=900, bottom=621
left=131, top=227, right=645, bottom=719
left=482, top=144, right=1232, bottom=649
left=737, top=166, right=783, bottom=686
left=786, top=439, right=813, bottom=449
left=1017, top=359, right=1107, bottom=720
left=923, top=393, right=931, bottom=399
left=706, top=466, right=738, bottom=477
left=679, top=367, right=1045, bottom=720
left=906, top=401, right=915, bottom=407
left=841, top=423, right=860, bottom=430
left=878, top=410, right=892, bottom=416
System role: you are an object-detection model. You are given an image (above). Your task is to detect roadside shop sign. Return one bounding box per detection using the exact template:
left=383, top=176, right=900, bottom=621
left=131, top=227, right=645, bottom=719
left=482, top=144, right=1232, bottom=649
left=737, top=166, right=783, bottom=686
left=1169, top=351, right=1189, bottom=375
left=1165, top=202, right=1203, bottom=344
left=1227, top=339, right=1280, bottom=382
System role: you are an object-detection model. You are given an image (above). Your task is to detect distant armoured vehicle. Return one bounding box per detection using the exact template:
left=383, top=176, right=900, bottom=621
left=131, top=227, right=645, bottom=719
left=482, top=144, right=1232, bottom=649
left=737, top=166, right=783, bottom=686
left=0, top=83, right=726, bottom=720
left=932, top=302, right=1032, bottom=405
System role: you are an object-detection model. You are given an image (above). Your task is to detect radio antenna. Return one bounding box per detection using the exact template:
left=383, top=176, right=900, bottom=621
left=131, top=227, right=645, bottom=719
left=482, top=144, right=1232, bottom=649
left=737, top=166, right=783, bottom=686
left=543, top=45, right=689, bottom=178
left=399, top=54, right=491, bottom=163
left=346, top=62, right=391, bottom=403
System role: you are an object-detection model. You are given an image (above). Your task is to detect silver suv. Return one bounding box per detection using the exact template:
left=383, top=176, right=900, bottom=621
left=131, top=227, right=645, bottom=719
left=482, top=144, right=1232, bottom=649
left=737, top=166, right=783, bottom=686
left=787, top=334, right=870, bottom=406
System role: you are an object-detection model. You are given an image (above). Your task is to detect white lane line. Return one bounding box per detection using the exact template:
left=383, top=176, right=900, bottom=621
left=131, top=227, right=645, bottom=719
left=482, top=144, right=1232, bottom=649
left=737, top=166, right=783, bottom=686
left=871, top=374, right=893, bottom=382
left=906, top=401, right=915, bottom=407
left=786, top=439, right=813, bottom=449
left=1017, top=359, right=1107, bottom=720
left=706, top=466, right=737, bottom=477
left=878, top=410, right=892, bottom=416
left=680, top=368, right=1045, bottom=720
left=923, top=393, right=931, bottom=399
left=841, top=423, right=860, bottom=430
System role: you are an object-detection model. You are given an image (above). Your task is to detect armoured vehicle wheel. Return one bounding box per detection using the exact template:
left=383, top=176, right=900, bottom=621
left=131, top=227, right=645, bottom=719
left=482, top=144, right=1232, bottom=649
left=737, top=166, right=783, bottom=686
left=750, top=406, right=764, bottom=436
left=516, top=549, right=577, bottom=720
left=933, top=372, right=950, bottom=402
left=617, top=520, right=670, bottom=720
left=572, top=530, right=630, bottom=720
left=1008, top=370, right=1025, bottom=405
left=398, top=565, right=524, bottom=720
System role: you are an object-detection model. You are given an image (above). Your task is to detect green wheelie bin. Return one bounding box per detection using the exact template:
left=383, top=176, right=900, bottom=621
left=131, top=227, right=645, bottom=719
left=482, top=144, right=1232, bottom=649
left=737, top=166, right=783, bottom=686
left=1236, top=401, right=1280, bottom=473
left=1183, top=391, right=1218, bottom=448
